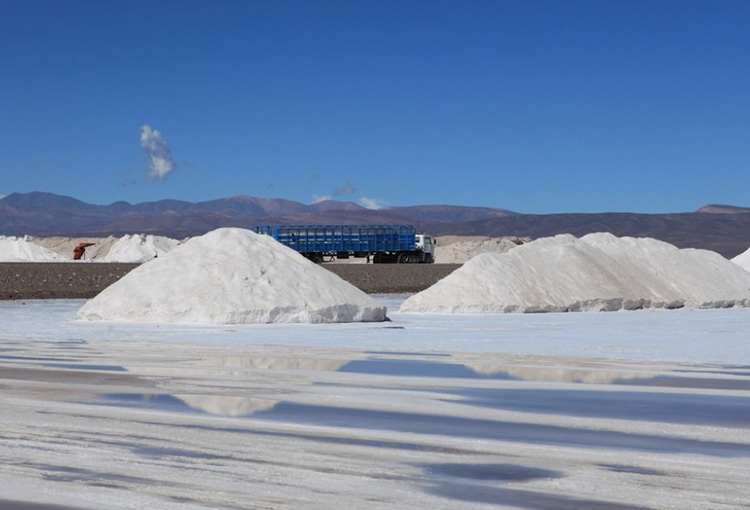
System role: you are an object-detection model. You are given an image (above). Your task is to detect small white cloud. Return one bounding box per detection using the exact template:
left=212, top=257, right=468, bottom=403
left=140, top=125, right=177, bottom=182
left=358, top=197, right=386, bottom=210
left=0, top=193, right=6, bottom=200
left=312, top=194, right=332, bottom=203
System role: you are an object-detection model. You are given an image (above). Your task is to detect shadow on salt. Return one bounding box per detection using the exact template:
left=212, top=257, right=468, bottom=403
left=98, top=392, right=750, bottom=457
left=420, top=463, right=654, bottom=510
left=449, top=388, right=750, bottom=428
left=338, top=357, right=750, bottom=390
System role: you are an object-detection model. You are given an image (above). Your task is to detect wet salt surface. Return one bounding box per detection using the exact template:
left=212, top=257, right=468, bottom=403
left=42, top=364, right=126, bottom=371
left=2, top=298, right=750, bottom=508
left=338, top=358, right=520, bottom=379
left=3, top=297, right=750, bottom=363
left=0, top=501, right=90, bottom=510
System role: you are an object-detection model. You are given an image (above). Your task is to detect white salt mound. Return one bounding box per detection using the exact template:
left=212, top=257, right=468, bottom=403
left=0, top=236, right=65, bottom=262
left=401, top=233, right=750, bottom=314
left=77, top=228, right=386, bottom=324
left=31, top=236, right=117, bottom=260
left=732, top=247, right=750, bottom=272
left=435, top=236, right=525, bottom=264
left=98, top=234, right=180, bottom=263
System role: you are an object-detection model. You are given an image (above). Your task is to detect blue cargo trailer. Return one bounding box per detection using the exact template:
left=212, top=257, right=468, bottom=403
left=254, top=225, right=435, bottom=263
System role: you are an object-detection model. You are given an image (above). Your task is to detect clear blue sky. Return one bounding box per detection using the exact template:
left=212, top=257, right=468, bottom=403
left=1, top=0, right=748, bottom=213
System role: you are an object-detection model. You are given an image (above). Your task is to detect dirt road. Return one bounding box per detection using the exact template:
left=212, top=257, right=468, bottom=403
left=0, top=262, right=460, bottom=300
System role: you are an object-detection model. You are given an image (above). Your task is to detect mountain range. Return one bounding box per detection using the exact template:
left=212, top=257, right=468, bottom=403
left=1, top=191, right=749, bottom=258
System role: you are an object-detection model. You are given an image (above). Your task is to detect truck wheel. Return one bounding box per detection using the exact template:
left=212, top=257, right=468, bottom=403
left=397, top=253, right=409, bottom=264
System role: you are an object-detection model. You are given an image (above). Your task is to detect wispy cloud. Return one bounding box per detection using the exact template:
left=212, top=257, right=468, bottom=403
left=120, top=169, right=137, bottom=187
left=358, top=197, right=386, bottom=210
left=140, top=125, right=177, bottom=182
left=0, top=193, right=6, bottom=200
left=333, top=181, right=356, bottom=196
left=312, top=194, right=332, bottom=203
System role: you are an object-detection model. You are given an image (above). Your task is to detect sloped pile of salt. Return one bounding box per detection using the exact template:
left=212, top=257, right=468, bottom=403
left=436, top=237, right=522, bottom=263
left=0, top=236, right=65, bottom=262
left=98, top=234, right=180, bottom=263
left=732, top=247, right=750, bottom=272
left=401, top=233, right=750, bottom=314
left=77, top=228, right=386, bottom=324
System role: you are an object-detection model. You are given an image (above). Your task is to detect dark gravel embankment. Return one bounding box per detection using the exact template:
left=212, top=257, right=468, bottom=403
left=0, top=263, right=140, bottom=300
left=0, top=263, right=461, bottom=300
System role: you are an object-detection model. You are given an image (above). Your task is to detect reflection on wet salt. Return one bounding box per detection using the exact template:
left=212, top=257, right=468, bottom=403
left=422, top=462, right=560, bottom=482
left=674, top=369, right=750, bottom=378
left=129, top=445, right=227, bottom=460
left=102, top=393, right=279, bottom=417
left=103, top=393, right=203, bottom=414
left=467, top=363, right=660, bottom=385
left=364, top=351, right=451, bottom=357
left=252, top=403, right=750, bottom=457
left=452, top=388, right=750, bottom=428
left=338, top=359, right=518, bottom=380
left=43, top=364, right=126, bottom=372
left=18, top=462, right=159, bottom=487
left=169, top=422, right=481, bottom=455
left=173, top=394, right=278, bottom=416
left=0, top=355, right=81, bottom=362
left=425, top=481, right=650, bottom=510
left=0, top=500, right=91, bottom=510
left=614, top=375, right=750, bottom=391
left=599, top=464, right=667, bottom=476
left=191, top=355, right=349, bottom=371
left=418, top=463, right=650, bottom=510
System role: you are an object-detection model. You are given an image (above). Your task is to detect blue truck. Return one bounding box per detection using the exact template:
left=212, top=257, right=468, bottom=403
left=254, top=225, right=436, bottom=264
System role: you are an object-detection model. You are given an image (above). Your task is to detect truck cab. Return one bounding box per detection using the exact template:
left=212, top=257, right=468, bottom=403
left=415, top=234, right=435, bottom=263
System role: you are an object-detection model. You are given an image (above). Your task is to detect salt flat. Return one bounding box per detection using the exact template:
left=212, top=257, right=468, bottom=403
left=1, top=297, right=750, bottom=509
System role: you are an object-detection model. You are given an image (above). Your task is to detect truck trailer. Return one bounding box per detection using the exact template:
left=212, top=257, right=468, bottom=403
left=254, top=225, right=435, bottom=264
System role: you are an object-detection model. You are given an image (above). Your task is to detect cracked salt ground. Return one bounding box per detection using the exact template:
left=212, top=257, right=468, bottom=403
left=2, top=298, right=750, bottom=508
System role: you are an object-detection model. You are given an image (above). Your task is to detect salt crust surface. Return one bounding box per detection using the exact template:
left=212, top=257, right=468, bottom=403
left=98, top=234, right=180, bottom=262
left=733, top=246, right=750, bottom=272
left=77, top=227, right=386, bottom=324
left=0, top=235, right=65, bottom=261
left=402, top=232, right=750, bottom=314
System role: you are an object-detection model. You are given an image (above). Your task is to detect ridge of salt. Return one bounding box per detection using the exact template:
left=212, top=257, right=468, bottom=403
left=77, top=228, right=386, bottom=324
left=0, top=235, right=65, bottom=262
left=98, top=234, right=180, bottom=263
left=732, top=247, right=750, bottom=272
left=401, top=232, right=750, bottom=314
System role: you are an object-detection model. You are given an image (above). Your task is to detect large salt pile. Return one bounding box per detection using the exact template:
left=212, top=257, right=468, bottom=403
left=436, top=236, right=528, bottom=263
left=98, top=234, right=180, bottom=263
left=31, top=236, right=116, bottom=260
left=732, top=247, right=750, bottom=272
left=401, top=232, right=750, bottom=314
left=77, top=228, right=386, bottom=323
left=0, top=236, right=65, bottom=262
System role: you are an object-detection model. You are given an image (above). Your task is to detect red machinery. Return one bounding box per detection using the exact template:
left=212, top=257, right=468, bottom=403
left=73, top=242, right=95, bottom=260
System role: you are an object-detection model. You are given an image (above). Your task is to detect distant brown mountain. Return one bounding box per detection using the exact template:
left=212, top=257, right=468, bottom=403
left=1, top=192, right=749, bottom=258
left=696, top=204, right=750, bottom=214
left=0, top=191, right=515, bottom=238
left=423, top=211, right=750, bottom=258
